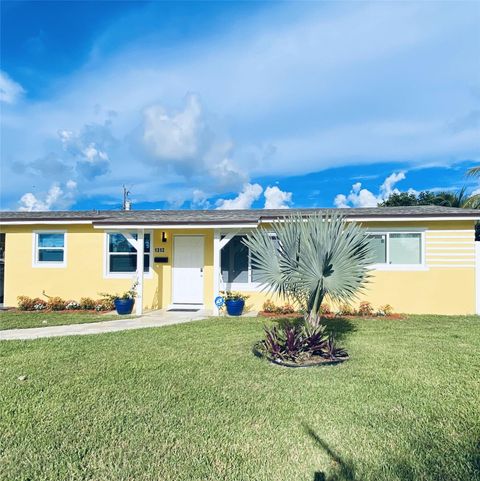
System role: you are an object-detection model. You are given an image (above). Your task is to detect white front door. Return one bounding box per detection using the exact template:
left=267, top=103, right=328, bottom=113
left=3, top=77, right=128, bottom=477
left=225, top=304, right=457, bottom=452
left=172, top=235, right=204, bottom=305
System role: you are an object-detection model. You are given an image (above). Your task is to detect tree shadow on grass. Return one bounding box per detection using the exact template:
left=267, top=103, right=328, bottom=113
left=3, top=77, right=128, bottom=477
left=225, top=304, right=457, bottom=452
left=303, top=423, right=358, bottom=481
left=321, top=317, right=356, bottom=342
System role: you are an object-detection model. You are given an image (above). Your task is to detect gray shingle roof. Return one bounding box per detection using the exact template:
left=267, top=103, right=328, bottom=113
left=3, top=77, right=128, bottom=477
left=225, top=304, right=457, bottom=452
left=1, top=206, right=479, bottom=225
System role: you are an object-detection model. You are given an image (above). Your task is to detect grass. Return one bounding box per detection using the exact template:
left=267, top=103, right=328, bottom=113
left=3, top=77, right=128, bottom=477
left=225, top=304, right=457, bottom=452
left=1, top=315, right=479, bottom=481
left=0, top=310, right=132, bottom=331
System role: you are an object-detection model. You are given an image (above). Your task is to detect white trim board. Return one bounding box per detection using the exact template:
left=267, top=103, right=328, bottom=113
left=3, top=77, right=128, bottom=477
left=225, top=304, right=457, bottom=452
left=94, top=223, right=259, bottom=230
left=2, top=220, right=92, bottom=225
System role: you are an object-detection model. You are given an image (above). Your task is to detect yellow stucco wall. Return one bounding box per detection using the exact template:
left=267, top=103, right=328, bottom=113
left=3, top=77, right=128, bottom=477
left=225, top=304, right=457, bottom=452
left=1, top=219, right=477, bottom=315
left=240, top=220, right=477, bottom=315
left=1, top=225, right=215, bottom=311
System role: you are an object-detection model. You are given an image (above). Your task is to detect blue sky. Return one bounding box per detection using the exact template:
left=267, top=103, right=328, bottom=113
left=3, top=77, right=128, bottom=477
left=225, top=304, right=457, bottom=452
left=1, top=1, right=479, bottom=211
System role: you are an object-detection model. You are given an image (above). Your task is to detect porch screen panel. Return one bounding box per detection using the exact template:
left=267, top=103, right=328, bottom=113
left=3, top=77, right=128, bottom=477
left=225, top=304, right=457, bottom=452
left=221, top=236, right=248, bottom=283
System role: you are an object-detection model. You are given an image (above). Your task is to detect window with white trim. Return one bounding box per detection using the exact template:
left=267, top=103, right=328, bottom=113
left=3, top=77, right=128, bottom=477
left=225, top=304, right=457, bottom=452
left=220, top=234, right=277, bottom=285
left=34, top=232, right=66, bottom=266
left=107, top=233, right=151, bottom=274
left=367, top=232, right=423, bottom=265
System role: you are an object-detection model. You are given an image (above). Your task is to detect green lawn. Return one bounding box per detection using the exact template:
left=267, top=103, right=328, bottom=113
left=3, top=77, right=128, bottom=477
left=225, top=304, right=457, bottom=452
left=0, top=310, right=132, bottom=331
left=1, top=315, right=479, bottom=481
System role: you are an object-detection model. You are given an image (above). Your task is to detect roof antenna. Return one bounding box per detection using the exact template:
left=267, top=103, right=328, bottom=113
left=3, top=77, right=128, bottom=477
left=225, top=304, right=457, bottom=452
left=122, top=185, right=132, bottom=210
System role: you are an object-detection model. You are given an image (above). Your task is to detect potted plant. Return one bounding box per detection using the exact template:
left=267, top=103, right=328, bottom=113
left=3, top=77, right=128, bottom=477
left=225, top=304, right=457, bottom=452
left=100, top=283, right=137, bottom=315
left=221, top=291, right=249, bottom=316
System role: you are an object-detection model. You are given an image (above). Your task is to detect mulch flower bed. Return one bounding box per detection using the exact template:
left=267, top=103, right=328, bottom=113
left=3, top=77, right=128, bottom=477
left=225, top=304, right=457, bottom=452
left=258, top=311, right=404, bottom=320
left=252, top=342, right=349, bottom=368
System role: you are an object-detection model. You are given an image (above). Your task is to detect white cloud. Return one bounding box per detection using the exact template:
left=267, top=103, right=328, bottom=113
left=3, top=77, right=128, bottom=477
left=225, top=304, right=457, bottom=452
left=142, top=93, right=204, bottom=163
left=18, top=181, right=76, bottom=212
left=264, top=185, right=293, bottom=209
left=216, top=183, right=263, bottom=210
left=334, top=171, right=406, bottom=208
left=1, top=2, right=479, bottom=208
left=0, top=71, right=25, bottom=104
left=139, top=93, right=248, bottom=191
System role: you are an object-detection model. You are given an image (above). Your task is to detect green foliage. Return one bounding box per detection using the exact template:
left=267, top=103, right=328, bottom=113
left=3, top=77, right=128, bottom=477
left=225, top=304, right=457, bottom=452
left=261, top=300, right=296, bottom=314
left=220, top=291, right=249, bottom=301
left=17, top=296, right=36, bottom=311
left=79, top=297, right=96, bottom=310
left=261, top=322, right=346, bottom=363
left=358, top=301, right=374, bottom=316
left=47, top=296, right=66, bottom=311
left=262, top=300, right=277, bottom=313
left=377, top=304, right=394, bottom=316
left=380, top=187, right=479, bottom=208
left=17, top=296, right=47, bottom=311
left=99, top=282, right=138, bottom=302
left=337, top=303, right=355, bottom=316
left=244, top=213, right=372, bottom=318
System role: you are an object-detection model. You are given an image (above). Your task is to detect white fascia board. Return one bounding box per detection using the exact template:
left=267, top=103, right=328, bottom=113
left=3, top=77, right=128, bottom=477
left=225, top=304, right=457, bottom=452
left=1, top=220, right=93, bottom=225
left=344, top=216, right=479, bottom=222
left=93, top=223, right=259, bottom=229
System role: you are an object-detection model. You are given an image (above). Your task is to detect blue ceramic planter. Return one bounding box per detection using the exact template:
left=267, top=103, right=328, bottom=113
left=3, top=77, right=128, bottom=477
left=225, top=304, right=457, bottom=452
left=225, top=299, right=245, bottom=316
left=114, top=298, right=135, bottom=315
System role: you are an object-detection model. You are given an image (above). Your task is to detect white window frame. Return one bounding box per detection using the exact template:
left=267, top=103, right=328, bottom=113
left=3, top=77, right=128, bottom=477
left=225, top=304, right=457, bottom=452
left=103, top=230, right=153, bottom=279
left=32, top=230, right=67, bottom=268
left=366, top=228, right=427, bottom=271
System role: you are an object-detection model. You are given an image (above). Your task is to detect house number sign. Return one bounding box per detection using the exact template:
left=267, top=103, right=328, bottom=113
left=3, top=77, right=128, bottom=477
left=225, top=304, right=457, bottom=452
left=155, top=247, right=166, bottom=253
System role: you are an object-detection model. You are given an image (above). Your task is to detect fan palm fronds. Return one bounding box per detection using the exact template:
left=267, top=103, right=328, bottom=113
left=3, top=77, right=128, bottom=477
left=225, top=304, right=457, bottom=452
left=244, top=213, right=373, bottom=320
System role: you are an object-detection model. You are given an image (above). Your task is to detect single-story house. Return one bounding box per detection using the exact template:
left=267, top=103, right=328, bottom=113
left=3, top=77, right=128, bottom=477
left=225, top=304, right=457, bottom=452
left=0, top=206, right=479, bottom=315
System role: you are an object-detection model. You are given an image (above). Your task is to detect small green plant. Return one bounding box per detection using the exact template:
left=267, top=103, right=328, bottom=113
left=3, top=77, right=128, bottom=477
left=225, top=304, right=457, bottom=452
left=260, top=322, right=347, bottom=364
left=262, top=300, right=277, bottom=313
left=17, top=296, right=35, bottom=311
left=358, top=301, right=374, bottom=316
left=65, top=300, right=80, bottom=310
left=33, top=298, right=47, bottom=311
left=280, top=304, right=295, bottom=314
left=47, top=296, right=66, bottom=311
left=337, top=303, right=355, bottom=316
left=377, top=304, right=394, bottom=316
left=99, top=282, right=138, bottom=303
left=321, top=303, right=332, bottom=315
left=79, top=297, right=96, bottom=310
left=95, top=298, right=115, bottom=312
left=220, top=291, right=249, bottom=301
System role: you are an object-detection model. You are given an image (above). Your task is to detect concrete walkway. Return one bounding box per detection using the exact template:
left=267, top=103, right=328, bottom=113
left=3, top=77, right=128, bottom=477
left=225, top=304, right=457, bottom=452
left=0, top=309, right=211, bottom=341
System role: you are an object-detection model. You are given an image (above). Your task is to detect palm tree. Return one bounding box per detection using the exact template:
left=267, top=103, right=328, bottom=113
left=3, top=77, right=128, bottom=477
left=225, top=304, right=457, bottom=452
left=244, top=213, right=372, bottom=324
left=467, top=166, right=480, bottom=178
left=434, top=187, right=471, bottom=208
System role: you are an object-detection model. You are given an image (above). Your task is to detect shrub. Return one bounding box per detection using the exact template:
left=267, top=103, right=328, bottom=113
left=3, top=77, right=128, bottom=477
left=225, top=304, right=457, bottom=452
left=280, top=304, right=295, bottom=314
left=65, top=300, right=80, bottom=310
left=262, top=300, right=277, bottom=313
left=261, top=322, right=347, bottom=363
left=321, top=303, right=332, bottom=315
left=337, top=303, right=355, bottom=316
left=47, top=296, right=66, bottom=311
left=17, top=296, right=35, bottom=311
left=377, top=304, right=394, bottom=316
left=79, top=297, right=96, bottom=310
left=358, top=301, right=374, bottom=316
left=33, top=298, right=47, bottom=310
left=221, top=291, right=249, bottom=301
left=95, top=298, right=115, bottom=312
